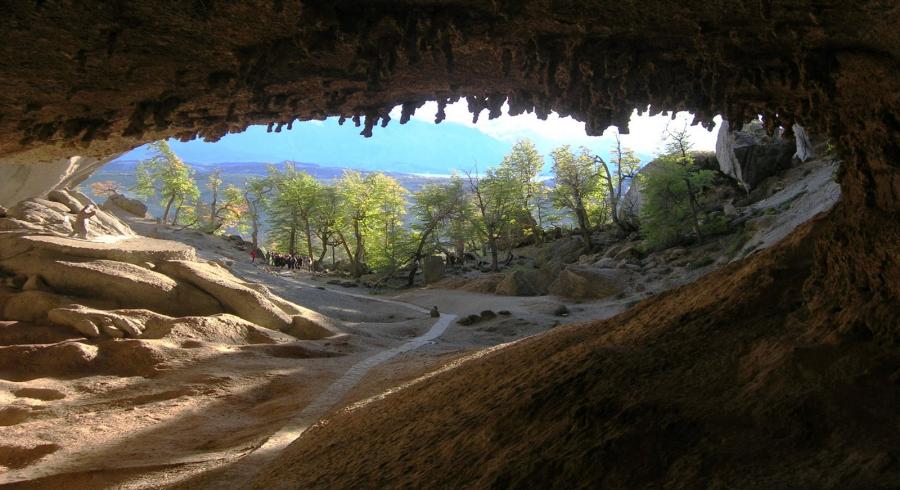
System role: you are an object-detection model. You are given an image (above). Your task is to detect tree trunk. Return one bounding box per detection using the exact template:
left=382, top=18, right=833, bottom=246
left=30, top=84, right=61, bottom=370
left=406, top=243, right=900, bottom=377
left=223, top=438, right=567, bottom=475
left=575, top=206, right=592, bottom=250
left=488, top=235, right=499, bottom=272
left=303, top=216, right=314, bottom=266
left=406, top=229, right=432, bottom=287
left=162, top=194, right=176, bottom=223
left=683, top=177, right=704, bottom=243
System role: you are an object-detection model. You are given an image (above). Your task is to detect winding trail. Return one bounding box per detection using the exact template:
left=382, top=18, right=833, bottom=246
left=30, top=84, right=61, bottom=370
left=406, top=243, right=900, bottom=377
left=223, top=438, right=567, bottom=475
left=193, top=267, right=457, bottom=487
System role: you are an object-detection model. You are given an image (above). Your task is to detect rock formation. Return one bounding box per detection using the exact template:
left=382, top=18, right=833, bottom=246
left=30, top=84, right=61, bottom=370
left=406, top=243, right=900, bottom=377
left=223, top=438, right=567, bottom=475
left=716, top=120, right=797, bottom=190
left=0, top=2, right=897, bottom=488
left=0, top=190, right=340, bottom=341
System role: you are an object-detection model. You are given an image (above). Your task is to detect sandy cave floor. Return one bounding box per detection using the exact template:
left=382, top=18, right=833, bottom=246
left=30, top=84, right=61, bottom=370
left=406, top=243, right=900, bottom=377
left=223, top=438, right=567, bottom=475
left=0, top=222, right=635, bottom=489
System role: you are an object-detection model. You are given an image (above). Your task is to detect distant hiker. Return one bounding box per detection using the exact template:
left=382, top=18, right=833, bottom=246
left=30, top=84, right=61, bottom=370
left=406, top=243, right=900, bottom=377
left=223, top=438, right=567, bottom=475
left=250, top=249, right=257, bottom=263
left=430, top=306, right=440, bottom=318
left=71, top=204, right=97, bottom=239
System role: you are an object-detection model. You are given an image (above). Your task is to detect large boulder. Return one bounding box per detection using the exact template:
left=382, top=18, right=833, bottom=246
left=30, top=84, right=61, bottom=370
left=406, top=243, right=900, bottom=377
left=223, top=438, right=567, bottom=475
left=548, top=267, right=623, bottom=300
left=0, top=252, right=222, bottom=316
left=156, top=260, right=292, bottom=330
left=422, top=256, right=445, bottom=284
left=715, top=119, right=796, bottom=190
left=495, top=269, right=547, bottom=296
left=616, top=151, right=719, bottom=228
left=103, top=193, right=148, bottom=217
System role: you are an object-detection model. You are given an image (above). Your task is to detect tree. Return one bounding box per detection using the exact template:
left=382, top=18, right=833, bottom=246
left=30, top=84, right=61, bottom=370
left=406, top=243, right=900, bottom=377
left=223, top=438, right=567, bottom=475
left=594, top=131, right=641, bottom=231
left=466, top=168, right=518, bottom=272
left=498, top=139, right=544, bottom=241
left=206, top=169, right=223, bottom=227
left=133, top=141, right=199, bottom=224
left=406, top=177, right=466, bottom=286
left=207, top=185, right=246, bottom=233
left=242, top=176, right=273, bottom=251
left=639, top=128, right=717, bottom=249
left=550, top=145, right=599, bottom=250
left=334, top=171, right=408, bottom=276
left=311, top=185, right=341, bottom=268
left=269, top=164, right=323, bottom=258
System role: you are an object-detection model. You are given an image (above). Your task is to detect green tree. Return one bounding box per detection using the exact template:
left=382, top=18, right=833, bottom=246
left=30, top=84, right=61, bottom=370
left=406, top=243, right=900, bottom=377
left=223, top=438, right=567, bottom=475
left=269, top=164, right=323, bottom=257
left=133, top=141, right=199, bottom=224
left=466, top=168, right=518, bottom=272
left=639, top=128, right=717, bottom=249
left=406, top=177, right=466, bottom=286
left=594, top=131, right=641, bottom=231
left=550, top=145, right=599, bottom=250
left=335, top=171, right=408, bottom=276
left=311, top=185, right=341, bottom=268
left=498, top=139, right=544, bottom=241
left=242, top=176, right=273, bottom=251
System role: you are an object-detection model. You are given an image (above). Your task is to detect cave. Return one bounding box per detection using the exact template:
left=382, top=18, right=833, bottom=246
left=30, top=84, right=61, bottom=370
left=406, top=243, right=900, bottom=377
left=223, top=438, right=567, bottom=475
left=0, top=1, right=898, bottom=488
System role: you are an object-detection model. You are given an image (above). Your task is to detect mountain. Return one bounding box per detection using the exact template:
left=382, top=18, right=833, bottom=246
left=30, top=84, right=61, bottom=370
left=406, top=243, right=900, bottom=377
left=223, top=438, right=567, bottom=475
left=115, top=118, right=514, bottom=176
left=112, top=117, right=655, bottom=176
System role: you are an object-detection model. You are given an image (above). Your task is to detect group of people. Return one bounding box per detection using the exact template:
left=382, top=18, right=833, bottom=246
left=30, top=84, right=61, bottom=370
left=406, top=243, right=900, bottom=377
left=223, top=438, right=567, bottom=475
left=253, top=250, right=311, bottom=271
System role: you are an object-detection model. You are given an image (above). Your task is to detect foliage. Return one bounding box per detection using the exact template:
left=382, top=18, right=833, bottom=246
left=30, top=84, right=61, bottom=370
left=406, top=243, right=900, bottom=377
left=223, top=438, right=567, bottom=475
left=639, top=149, right=718, bottom=250
left=269, top=164, right=324, bottom=255
left=133, top=140, right=200, bottom=224
left=335, top=171, right=409, bottom=275
left=550, top=145, right=600, bottom=248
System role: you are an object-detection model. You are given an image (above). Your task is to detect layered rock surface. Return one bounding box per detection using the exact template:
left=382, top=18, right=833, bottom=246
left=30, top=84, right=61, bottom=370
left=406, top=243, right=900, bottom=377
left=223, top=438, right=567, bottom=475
left=0, top=190, right=340, bottom=341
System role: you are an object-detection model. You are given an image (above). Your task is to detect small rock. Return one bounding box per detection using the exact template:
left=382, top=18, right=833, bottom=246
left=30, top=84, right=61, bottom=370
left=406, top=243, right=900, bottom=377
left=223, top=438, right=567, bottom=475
left=498, top=310, right=511, bottom=316
left=479, top=310, right=496, bottom=320
left=553, top=304, right=569, bottom=317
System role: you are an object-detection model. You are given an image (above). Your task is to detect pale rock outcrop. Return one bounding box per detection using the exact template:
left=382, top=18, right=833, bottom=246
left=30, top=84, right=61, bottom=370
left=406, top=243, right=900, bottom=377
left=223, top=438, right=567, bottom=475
left=0, top=155, right=115, bottom=208
left=0, top=258, right=222, bottom=317
left=3, top=291, right=74, bottom=323
left=792, top=124, right=816, bottom=162
left=715, top=120, right=796, bottom=190
left=156, top=260, right=292, bottom=330
left=103, top=194, right=148, bottom=217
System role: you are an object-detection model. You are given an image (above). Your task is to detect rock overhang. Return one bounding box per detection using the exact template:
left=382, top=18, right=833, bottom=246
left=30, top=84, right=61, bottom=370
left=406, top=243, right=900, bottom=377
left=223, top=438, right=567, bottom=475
left=0, top=1, right=897, bottom=210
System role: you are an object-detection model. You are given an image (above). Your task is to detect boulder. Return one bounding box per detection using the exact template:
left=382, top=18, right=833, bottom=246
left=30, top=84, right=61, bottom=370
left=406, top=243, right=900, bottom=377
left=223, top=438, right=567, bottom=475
left=495, top=269, right=546, bottom=296
left=548, top=267, right=623, bottom=300
left=3, top=291, right=74, bottom=323
left=617, top=151, right=719, bottom=228
left=103, top=193, right=148, bottom=217
left=156, top=260, right=292, bottom=330
left=792, top=124, right=816, bottom=162
left=715, top=119, right=796, bottom=190
left=422, top=255, right=445, bottom=284
left=47, top=189, right=84, bottom=213
left=0, top=257, right=222, bottom=317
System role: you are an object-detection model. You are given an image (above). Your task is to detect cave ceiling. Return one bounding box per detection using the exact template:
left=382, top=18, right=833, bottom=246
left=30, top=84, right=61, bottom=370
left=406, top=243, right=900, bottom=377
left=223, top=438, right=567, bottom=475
left=0, top=1, right=898, bottom=210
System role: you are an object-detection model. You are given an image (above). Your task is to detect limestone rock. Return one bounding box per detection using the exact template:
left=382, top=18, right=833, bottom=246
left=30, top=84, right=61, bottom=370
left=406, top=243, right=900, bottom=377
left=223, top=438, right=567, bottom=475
left=103, top=194, right=148, bottom=217
left=548, top=267, right=623, bottom=300
left=715, top=120, right=796, bottom=190
left=3, top=290, right=74, bottom=323
left=1, top=257, right=222, bottom=317
left=48, top=305, right=148, bottom=338
left=156, top=260, right=292, bottom=330
left=47, top=189, right=84, bottom=213
left=495, top=270, right=546, bottom=296
left=0, top=342, right=99, bottom=381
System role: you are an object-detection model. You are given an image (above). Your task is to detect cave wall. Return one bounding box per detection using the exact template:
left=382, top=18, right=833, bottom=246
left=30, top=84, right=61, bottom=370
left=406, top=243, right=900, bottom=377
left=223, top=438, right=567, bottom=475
left=1, top=1, right=897, bottom=211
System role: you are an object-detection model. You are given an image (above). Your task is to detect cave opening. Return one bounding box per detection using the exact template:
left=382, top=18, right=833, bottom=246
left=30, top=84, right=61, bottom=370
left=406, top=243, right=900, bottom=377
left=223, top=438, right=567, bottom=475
left=0, top=1, right=897, bottom=487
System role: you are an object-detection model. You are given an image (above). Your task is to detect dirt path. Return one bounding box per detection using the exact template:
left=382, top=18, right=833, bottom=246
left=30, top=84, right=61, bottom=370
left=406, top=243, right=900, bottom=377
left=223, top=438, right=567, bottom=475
left=174, top=270, right=458, bottom=488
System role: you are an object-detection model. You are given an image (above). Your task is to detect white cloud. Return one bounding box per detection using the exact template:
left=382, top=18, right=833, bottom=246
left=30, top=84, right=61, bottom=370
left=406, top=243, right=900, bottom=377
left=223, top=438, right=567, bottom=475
left=390, top=101, right=720, bottom=156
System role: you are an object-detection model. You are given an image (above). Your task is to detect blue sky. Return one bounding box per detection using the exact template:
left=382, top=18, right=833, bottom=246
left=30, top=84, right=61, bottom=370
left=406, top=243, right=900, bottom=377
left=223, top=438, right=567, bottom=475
left=116, top=101, right=721, bottom=175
